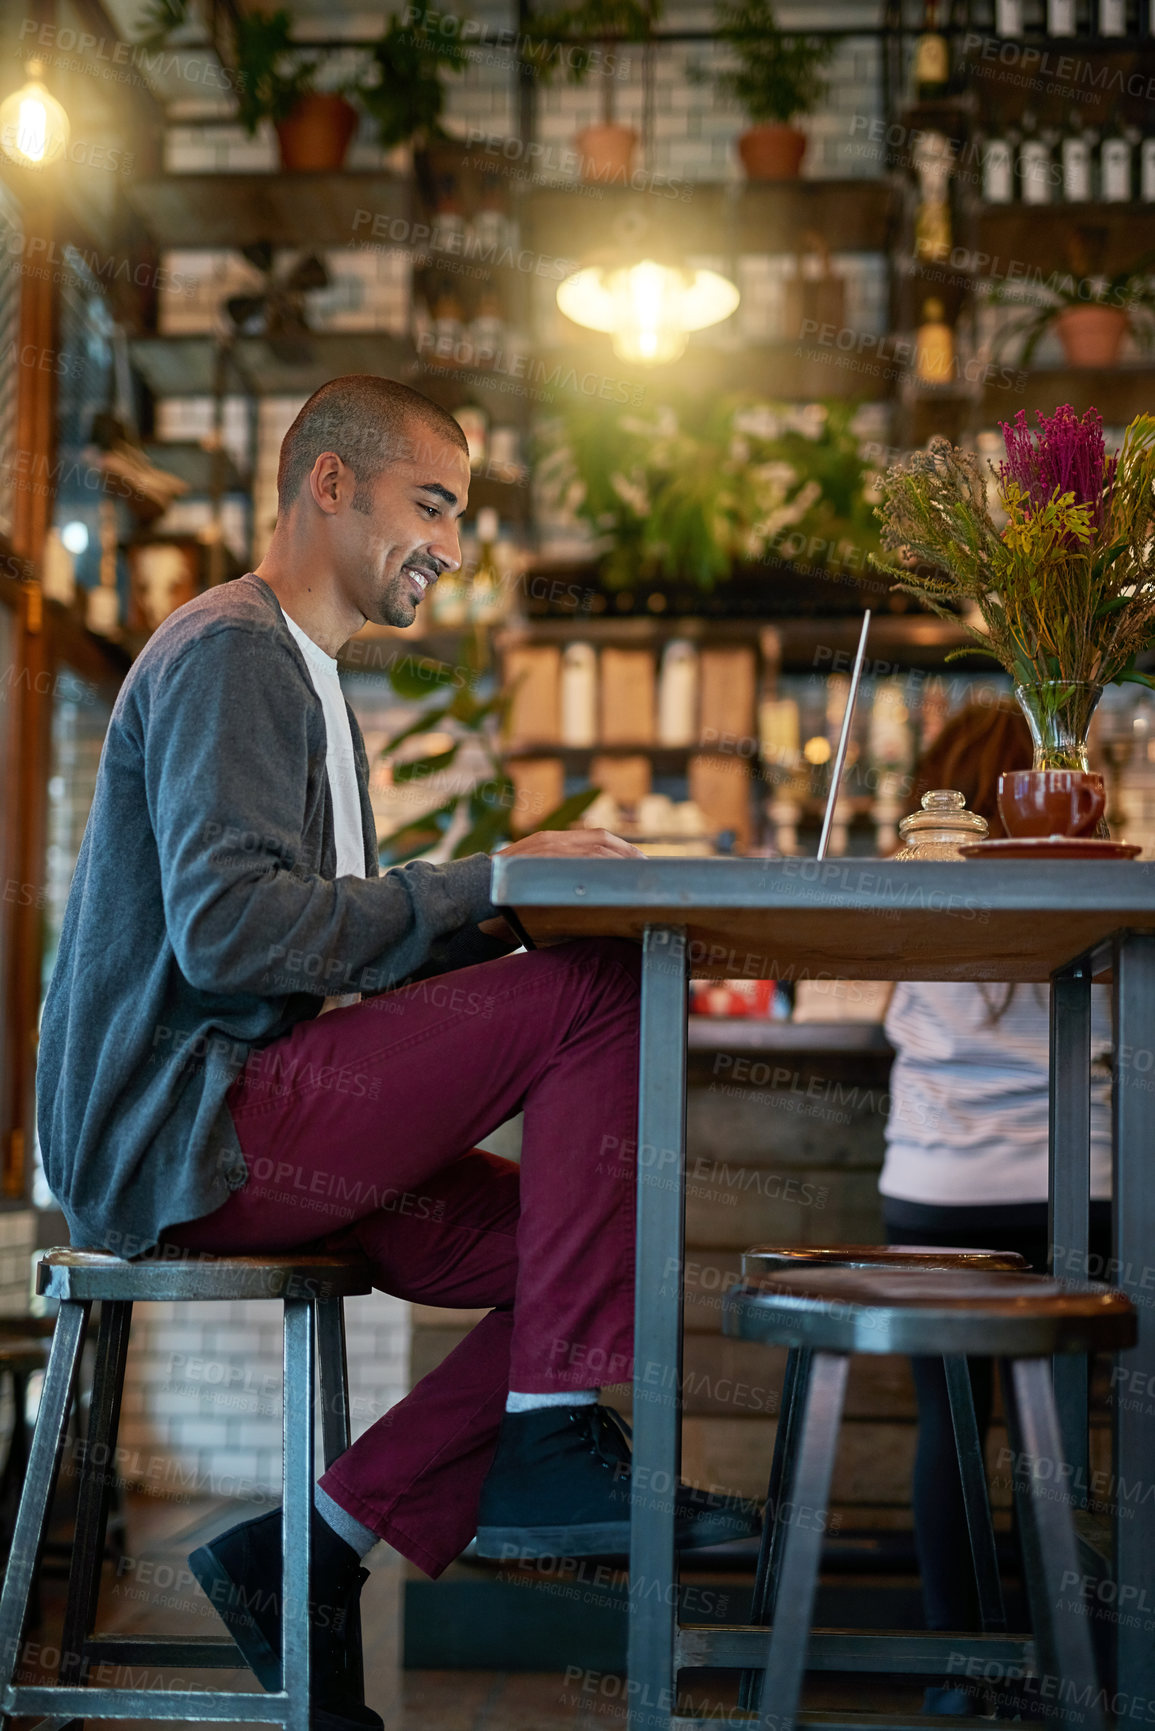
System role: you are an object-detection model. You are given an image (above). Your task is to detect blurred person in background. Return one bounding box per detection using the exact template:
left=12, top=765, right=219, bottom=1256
left=880, top=700, right=1112, bottom=1712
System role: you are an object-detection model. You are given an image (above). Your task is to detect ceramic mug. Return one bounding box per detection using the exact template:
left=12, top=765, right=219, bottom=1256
left=997, top=769, right=1105, bottom=839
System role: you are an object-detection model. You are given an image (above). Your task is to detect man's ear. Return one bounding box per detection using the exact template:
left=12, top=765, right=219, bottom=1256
left=308, top=451, right=345, bottom=515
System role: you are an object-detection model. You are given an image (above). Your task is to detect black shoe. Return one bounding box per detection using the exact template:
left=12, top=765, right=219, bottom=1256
left=475, top=1404, right=761, bottom=1558
left=188, top=1505, right=382, bottom=1731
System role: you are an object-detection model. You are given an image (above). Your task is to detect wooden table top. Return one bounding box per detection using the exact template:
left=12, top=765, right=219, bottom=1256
left=491, top=855, right=1155, bottom=983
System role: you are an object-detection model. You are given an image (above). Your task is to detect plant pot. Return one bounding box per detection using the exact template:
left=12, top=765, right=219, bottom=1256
left=1053, top=305, right=1129, bottom=368
left=274, top=94, right=358, bottom=173
left=737, top=123, right=807, bottom=181
left=575, top=124, right=638, bottom=185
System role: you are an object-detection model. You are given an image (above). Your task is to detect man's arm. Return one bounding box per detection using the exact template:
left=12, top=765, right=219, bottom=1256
left=140, top=625, right=497, bottom=1000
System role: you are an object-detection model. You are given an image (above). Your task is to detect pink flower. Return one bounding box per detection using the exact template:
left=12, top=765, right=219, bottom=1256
left=998, top=404, right=1117, bottom=534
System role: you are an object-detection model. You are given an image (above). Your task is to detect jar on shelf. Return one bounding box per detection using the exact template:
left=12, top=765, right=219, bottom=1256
left=892, top=789, right=988, bottom=860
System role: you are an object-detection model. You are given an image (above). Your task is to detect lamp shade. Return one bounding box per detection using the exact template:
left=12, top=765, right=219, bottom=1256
left=557, top=258, right=740, bottom=365
left=0, top=61, right=70, bottom=168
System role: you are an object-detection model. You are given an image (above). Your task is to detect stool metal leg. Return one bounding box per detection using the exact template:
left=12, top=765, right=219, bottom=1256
left=0, top=1301, right=89, bottom=1713
left=943, top=1354, right=1006, bottom=1632
left=739, top=1345, right=812, bottom=1712
left=316, top=1300, right=352, bottom=1469
left=57, top=1298, right=134, bottom=1718
left=755, top=1351, right=849, bottom=1731
left=1001, top=1357, right=1104, bottom=1731
left=282, top=1298, right=314, bottom=1731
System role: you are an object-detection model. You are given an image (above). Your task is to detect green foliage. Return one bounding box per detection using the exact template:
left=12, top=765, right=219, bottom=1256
left=359, top=14, right=469, bottom=149
left=233, top=9, right=317, bottom=134
left=535, top=396, right=883, bottom=590
left=135, top=0, right=467, bottom=147
left=705, top=0, right=834, bottom=125
left=376, top=643, right=598, bottom=863
left=871, top=417, right=1155, bottom=689
left=523, top=0, right=656, bottom=88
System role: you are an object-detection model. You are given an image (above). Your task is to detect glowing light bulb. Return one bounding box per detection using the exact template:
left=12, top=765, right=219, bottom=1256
left=0, top=62, right=70, bottom=169
left=556, top=258, right=739, bottom=367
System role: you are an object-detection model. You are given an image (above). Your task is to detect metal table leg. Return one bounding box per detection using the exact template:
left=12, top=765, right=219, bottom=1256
left=1112, top=932, right=1155, bottom=1705
left=628, top=925, right=687, bottom=1731
left=1048, top=965, right=1091, bottom=1494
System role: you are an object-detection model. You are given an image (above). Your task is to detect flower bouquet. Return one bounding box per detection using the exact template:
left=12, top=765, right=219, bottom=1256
left=873, top=405, right=1155, bottom=770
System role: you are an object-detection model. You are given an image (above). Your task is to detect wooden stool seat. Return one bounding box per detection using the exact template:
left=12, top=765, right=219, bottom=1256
left=726, top=1266, right=1136, bottom=1358
left=741, top=1242, right=1029, bottom=1276
left=721, top=1263, right=1136, bottom=1731
left=0, top=1247, right=373, bottom=1729
left=37, top=1247, right=374, bottom=1304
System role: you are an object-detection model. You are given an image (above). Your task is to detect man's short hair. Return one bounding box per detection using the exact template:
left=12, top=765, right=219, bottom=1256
left=276, top=375, right=469, bottom=514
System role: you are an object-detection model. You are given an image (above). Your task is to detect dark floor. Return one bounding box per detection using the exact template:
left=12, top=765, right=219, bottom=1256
left=12, top=1489, right=936, bottom=1728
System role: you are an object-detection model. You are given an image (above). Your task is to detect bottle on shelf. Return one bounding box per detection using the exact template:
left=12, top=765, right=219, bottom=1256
left=469, top=507, right=507, bottom=626
left=1099, top=117, right=1135, bottom=201
left=1018, top=109, right=1055, bottom=204
left=453, top=402, right=488, bottom=472
left=996, top=0, right=1026, bottom=30
left=913, top=129, right=954, bottom=262
left=981, top=119, right=1016, bottom=202
left=1098, top=0, right=1131, bottom=32
left=86, top=500, right=120, bottom=637
left=1060, top=111, right=1095, bottom=202
left=468, top=289, right=505, bottom=369
left=1140, top=131, right=1155, bottom=201
left=914, top=1, right=951, bottom=100
left=560, top=643, right=598, bottom=746
left=471, top=174, right=514, bottom=256
left=1046, top=0, right=1078, bottom=32
left=915, top=296, right=955, bottom=384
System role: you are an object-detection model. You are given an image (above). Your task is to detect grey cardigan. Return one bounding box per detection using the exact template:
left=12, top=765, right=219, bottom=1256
left=37, top=573, right=503, bottom=1255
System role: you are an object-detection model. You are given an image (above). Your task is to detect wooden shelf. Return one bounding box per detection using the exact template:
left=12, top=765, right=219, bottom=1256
left=129, top=330, right=415, bottom=396
left=521, top=180, right=897, bottom=259
left=981, top=365, right=1155, bottom=422
left=687, top=1018, right=892, bottom=1055
left=531, top=339, right=896, bottom=401
left=975, top=203, right=1155, bottom=275
left=505, top=744, right=696, bottom=773
left=124, top=172, right=410, bottom=248
left=143, top=442, right=250, bottom=495
left=497, top=612, right=984, bottom=669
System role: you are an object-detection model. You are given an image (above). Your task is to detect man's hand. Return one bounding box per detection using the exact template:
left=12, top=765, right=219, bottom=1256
left=497, top=828, right=643, bottom=860
left=478, top=829, right=642, bottom=940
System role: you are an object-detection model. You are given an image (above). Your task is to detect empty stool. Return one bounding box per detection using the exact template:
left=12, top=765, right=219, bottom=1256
left=0, top=1247, right=373, bottom=1730
left=737, top=1244, right=1028, bottom=1709
left=724, top=1265, right=1136, bottom=1731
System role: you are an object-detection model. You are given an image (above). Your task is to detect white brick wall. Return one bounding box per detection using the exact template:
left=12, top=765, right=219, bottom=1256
left=0, top=1210, right=36, bottom=1317
left=117, top=1290, right=410, bottom=1501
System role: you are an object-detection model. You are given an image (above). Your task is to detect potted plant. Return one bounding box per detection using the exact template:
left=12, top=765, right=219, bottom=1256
left=705, top=0, right=835, bottom=181
left=524, top=0, right=657, bottom=183
left=872, top=404, right=1155, bottom=773
left=990, top=259, right=1155, bottom=370
left=137, top=1, right=466, bottom=171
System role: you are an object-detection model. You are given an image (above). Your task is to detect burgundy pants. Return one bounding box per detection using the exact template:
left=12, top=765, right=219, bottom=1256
left=164, top=938, right=640, bottom=1578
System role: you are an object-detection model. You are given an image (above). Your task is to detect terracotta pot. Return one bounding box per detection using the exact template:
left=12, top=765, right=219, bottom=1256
left=738, top=123, right=807, bottom=180
left=575, top=124, right=638, bottom=185
left=274, top=94, right=358, bottom=173
left=1053, top=305, right=1129, bottom=367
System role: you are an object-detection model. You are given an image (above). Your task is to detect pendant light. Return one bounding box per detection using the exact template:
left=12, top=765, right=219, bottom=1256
left=0, top=60, right=70, bottom=169
left=556, top=257, right=740, bottom=365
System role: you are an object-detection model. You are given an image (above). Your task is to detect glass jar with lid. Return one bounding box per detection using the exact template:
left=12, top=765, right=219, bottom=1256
left=892, top=789, right=988, bottom=860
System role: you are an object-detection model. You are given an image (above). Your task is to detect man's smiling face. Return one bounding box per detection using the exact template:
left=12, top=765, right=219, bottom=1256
left=336, top=429, right=472, bottom=630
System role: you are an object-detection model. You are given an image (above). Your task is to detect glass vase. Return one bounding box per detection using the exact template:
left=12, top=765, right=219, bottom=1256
left=1014, top=681, right=1104, bottom=773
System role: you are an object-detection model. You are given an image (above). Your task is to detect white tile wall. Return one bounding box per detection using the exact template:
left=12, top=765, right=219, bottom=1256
left=117, top=1291, right=410, bottom=1500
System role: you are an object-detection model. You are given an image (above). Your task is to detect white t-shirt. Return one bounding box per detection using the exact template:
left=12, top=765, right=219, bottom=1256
left=282, top=611, right=365, bottom=1011
left=879, top=982, right=1112, bottom=1205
